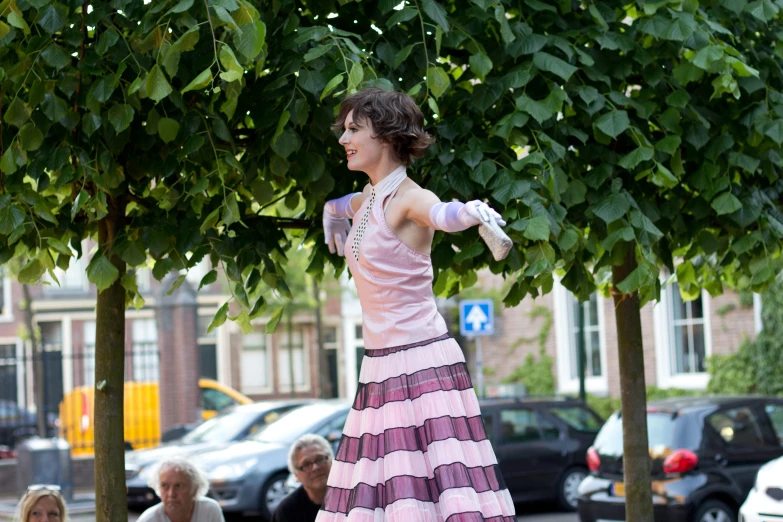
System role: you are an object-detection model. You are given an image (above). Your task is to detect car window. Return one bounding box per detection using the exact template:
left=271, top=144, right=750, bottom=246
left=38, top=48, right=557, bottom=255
left=482, top=414, right=494, bottom=444
left=764, top=403, right=783, bottom=445
left=549, top=406, right=603, bottom=433
left=593, top=412, right=695, bottom=456
left=317, top=412, right=348, bottom=437
left=201, top=388, right=236, bottom=412
left=708, top=407, right=766, bottom=449
left=499, top=408, right=542, bottom=443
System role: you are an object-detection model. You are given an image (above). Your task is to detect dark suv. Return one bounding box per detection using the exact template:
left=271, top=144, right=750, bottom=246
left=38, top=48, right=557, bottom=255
left=479, top=397, right=604, bottom=511
left=577, top=396, right=783, bottom=522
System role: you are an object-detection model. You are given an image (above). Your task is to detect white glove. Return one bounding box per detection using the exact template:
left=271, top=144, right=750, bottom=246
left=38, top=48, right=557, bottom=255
left=459, top=200, right=507, bottom=228
left=323, top=193, right=359, bottom=256
left=429, top=200, right=506, bottom=232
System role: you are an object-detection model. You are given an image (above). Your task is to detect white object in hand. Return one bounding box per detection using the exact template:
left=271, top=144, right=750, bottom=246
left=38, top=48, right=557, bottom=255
left=323, top=193, right=359, bottom=257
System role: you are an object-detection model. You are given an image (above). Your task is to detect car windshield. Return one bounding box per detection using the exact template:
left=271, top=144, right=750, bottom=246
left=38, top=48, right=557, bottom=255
left=251, top=404, right=338, bottom=444
left=550, top=406, right=603, bottom=433
left=592, top=411, right=698, bottom=456
left=181, top=409, right=262, bottom=444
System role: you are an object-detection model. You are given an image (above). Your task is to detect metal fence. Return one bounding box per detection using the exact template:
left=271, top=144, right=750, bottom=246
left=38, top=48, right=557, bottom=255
left=0, top=342, right=160, bottom=457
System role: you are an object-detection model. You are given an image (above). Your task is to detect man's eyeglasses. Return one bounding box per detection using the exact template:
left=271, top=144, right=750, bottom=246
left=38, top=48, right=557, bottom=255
left=27, top=484, right=61, bottom=493
left=297, top=454, right=330, bottom=472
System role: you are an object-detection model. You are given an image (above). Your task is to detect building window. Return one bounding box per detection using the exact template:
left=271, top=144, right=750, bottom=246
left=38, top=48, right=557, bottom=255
left=83, top=321, right=96, bottom=387
left=241, top=332, right=270, bottom=392
left=278, top=327, right=309, bottom=392
left=569, top=293, right=603, bottom=379
left=669, top=283, right=706, bottom=375
left=185, top=256, right=211, bottom=289
left=323, top=326, right=339, bottom=399
left=0, top=269, right=12, bottom=320
left=44, top=253, right=87, bottom=292
left=0, top=344, right=18, bottom=403
left=131, top=319, right=159, bottom=382
left=197, top=313, right=218, bottom=380
left=653, top=282, right=712, bottom=390
left=554, top=281, right=607, bottom=395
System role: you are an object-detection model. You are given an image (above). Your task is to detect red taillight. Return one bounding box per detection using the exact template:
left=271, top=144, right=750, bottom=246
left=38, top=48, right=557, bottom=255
left=587, top=446, right=600, bottom=472
left=663, top=449, right=698, bottom=474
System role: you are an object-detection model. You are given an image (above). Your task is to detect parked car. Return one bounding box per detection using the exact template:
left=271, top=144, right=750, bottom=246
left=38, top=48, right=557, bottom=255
left=0, top=400, right=58, bottom=455
left=60, top=378, right=253, bottom=455
left=125, top=399, right=306, bottom=508
left=740, top=453, right=783, bottom=522
left=195, top=400, right=351, bottom=518
left=479, top=396, right=604, bottom=511
left=577, top=396, right=783, bottom=522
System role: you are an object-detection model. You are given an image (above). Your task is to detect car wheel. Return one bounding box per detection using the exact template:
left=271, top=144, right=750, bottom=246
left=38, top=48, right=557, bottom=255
left=260, top=471, right=290, bottom=518
left=556, top=467, right=587, bottom=511
left=694, top=500, right=737, bottom=522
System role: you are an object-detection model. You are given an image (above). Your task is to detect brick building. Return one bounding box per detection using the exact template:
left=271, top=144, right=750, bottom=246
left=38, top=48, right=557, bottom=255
left=464, top=273, right=764, bottom=398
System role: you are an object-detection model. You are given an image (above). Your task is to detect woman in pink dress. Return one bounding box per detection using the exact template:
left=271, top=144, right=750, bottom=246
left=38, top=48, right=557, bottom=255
left=317, top=88, right=517, bottom=522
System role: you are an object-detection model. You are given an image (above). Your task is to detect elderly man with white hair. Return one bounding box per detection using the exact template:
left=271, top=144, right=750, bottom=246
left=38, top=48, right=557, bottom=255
left=138, top=455, right=224, bottom=522
left=271, top=434, right=334, bottom=522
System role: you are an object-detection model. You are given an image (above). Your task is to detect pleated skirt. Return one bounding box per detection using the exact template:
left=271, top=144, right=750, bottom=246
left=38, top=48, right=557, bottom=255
left=315, top=334, right=517, bottom=522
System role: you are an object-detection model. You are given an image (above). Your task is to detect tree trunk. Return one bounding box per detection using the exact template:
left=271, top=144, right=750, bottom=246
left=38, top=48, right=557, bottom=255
left=313, top=279, right=332, bottom=398
left=94, top=196, right=127, bottom=522
left=611, top=245, right=653, bottom=522
left=21, top=284, right=46, bottom=439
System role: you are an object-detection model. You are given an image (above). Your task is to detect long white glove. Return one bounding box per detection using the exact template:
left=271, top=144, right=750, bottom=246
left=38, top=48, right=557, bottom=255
left=429, top=200, right=506, bottom=232
left=323, top=193, right=359, bottom=256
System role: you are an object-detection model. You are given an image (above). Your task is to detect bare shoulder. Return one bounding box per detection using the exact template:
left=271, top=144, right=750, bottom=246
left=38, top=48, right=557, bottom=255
left=396, top=179, right=440, bottom=208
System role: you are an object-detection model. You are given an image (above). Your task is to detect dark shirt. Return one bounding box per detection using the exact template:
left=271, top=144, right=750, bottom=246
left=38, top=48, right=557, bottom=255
left=271, top=485, right=321, bottom=522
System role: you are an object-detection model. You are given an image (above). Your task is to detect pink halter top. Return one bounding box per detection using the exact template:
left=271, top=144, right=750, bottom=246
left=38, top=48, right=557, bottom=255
left=345, top=166, right=449, bottom=350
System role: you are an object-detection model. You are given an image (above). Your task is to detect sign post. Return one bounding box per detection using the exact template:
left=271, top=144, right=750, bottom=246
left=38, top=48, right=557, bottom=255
left=459, top=299, right=494, bottom=398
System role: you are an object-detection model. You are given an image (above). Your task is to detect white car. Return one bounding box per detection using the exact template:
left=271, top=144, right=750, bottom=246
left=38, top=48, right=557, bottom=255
left=740, top=454, right=783, bottom=522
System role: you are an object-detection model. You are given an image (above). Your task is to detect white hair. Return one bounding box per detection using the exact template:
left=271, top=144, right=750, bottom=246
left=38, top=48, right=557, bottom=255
left=287, top=434, right=334, bottom=474
left=147, top=455, right=210, bottom=498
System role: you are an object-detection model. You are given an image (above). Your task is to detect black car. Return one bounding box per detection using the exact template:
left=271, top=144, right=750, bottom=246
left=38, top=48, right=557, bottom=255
left=0, top=400, right=57, bottom=455
left=479, top=396, right=604, bottom=511
left=577, top=395, right=783, bottom=522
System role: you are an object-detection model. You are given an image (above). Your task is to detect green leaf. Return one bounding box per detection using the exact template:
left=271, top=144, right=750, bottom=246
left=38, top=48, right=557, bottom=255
left=616, top=264, right=654, bottom=294
left=304, top=44, right=331, bottom=62
left=533, top=52, right=577, bottom=81
left=213, top=5, right=241, bottom=31
left=426, top=66, right=450, bottom=98
left=182, top=68, right=213, bottom=93
left=0, top=148, right=17, bottom=174
left=82, top=112, right=101, bottom=137
left=222, top=194, right=241, bottom=225
left=87, top=76, right=117, bottom=105
left=35, top=3, right=65, bottom=34
left=0, top=198, right=25, bottom=235
left=348, top=61, right=364, bottom=91
left=71, top=189, right=89, bottom=220
left=158, top=118, right=180, bottom=143
left=199, top=269, right=218, bottom=290
left=87, top=254, right=120, bottom=292
left=514, top=34, right=547, bottom=55
left=394, top=45, right=414, bottom=69
left=469, top=52, right=493, bottom=80
left=387, top=8, right=418, bottom=27
left=169, top=0, right=194, bottom=13
left=595, top=110, right=630, bottom=139
left=41, top=93, right=67, bottom=122
left=107, top=104, right=134, bottom=133
left=661, top=14, right=696, bottom=41
left=218, top=45, right=244, bottom=82
left=515, top=95, right=554, bottom=124
left=200, top=207, right=221, bottom=233
left=652, top=163, right=678, bottom=189
left=470, top=160, right=497, bottom=186
left=207, top=303, right=229, bottom=333
left=146, top=65, right=173, bottom=102
left=18, top=123, right=44, bottom=151
left=7, top=11, right=30, bottom=35
left=0, top=21, right=9, bottom=41
left=321, top=73, right=343, bottom=101
left=4, top=97, right=29, bottom=128
left=729, top=152, right=760, bottom=173
left=19, top=259, right=44, bottom=284
left=234, top=20, right=265, bottom=60
left=655, top=135, right=681, bottom=155
left=746, top=0, right=778, bottom=21
left=601, top=227, right=635, bottom=251
left=673, top=63, right=704, bottom=86
left=421, top=0, right=450, bottom=31
left=591, top=194, right=630, bottom=223
left=618, top=147, right=653, bottom=170
left=711, top=192, right=743, bottom=215
left=691, top=45, right=723, bottom=70
left=119, top=241, right=146, bottom=267
left=41, top=43, right=69, bottom=69
left=272, top=110, right=290, bottom=143
left=762, top=120, right=783, bottom=145
left=265, top=306, right=285, bottom=334
left=523, top=215, right=550, bottom=241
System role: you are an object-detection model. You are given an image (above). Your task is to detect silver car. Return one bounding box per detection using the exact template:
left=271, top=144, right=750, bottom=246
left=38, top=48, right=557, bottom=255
left=125, top=400, right=305, bottom=507
left=195, top=400, right=351, bottom=518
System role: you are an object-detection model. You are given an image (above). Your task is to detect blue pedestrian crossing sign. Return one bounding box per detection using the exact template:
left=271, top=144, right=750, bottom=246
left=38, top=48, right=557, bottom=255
left=459, top=299, right=494, bottom=336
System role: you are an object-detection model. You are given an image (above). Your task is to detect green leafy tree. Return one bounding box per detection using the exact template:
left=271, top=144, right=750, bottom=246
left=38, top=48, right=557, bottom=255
left=4, top=1, right=783, bottom=521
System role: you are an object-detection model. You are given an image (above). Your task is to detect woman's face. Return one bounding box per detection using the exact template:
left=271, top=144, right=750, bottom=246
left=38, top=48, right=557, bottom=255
left=337, top=110, right=389, bottom=172
left=28, top=496, right=61, bottom=522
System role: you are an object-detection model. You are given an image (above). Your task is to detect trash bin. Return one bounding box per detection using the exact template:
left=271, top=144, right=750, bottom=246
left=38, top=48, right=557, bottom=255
left=15, top=437, right=73, bottom=501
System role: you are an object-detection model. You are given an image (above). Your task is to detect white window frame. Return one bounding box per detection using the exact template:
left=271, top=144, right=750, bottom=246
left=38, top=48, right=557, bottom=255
left=553, top=280, right=608, bottom=395
left=653, top=283, right=712, bottom=390
left=240, top=330, right=272, bottom=394
left=277, top=326, right=311, bottom=393
left=43, top=251, right=89, bottom=293
left=83, top=321, right=96, bottom=387
left=0, top=270, right=12, bottom=322
left=131, top=319, right=159, bottom=382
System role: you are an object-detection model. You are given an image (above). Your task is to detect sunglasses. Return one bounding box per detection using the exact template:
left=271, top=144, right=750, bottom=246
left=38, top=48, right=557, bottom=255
left=27, top=485, right=61, bottom=493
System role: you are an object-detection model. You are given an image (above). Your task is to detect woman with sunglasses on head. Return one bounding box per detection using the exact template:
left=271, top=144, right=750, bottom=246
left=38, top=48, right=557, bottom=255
left=16, top=486, right=66, bottom=522
left=317, top=88, right=516, bottom=522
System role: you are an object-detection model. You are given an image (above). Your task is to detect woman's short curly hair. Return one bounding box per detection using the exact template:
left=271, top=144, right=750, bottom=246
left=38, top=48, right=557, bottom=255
left=331, top=88, right=435, bottom=166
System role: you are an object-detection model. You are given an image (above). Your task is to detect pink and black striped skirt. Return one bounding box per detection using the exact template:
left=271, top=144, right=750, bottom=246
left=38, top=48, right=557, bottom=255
left=315, top=334, right=517, bottom=522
